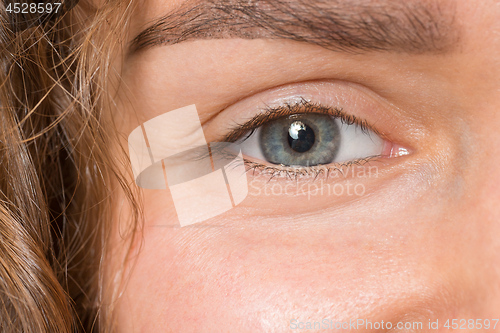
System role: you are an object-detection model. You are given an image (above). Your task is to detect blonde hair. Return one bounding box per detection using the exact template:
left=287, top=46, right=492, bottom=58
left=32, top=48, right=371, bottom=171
left=0, top=0, right=139, bottom=331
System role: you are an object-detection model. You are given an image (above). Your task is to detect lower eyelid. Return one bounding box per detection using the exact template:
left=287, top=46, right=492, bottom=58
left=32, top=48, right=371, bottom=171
left=242, top=156, right=382, bottom=183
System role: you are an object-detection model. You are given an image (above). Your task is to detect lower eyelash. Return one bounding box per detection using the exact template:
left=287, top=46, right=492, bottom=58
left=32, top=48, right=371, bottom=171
left=242, top=155, right=381, bottom=182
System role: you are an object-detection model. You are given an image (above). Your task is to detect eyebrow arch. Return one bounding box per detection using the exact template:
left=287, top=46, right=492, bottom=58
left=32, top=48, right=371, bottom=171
left=129, top=0, right=457, bottom=55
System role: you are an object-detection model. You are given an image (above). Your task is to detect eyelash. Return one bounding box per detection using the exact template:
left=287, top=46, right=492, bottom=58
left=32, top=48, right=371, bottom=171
left=222, top=98, right=374, bottom=142
left=220, top=98, right=383, bottom=181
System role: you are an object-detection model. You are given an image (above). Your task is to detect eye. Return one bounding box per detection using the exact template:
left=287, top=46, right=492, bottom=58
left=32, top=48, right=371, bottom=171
left=227, top=100, right=386, bottom=168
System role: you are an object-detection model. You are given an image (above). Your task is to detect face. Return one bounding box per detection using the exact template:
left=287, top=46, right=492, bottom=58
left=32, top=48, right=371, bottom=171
left=106, top=0, right=500, bottom=331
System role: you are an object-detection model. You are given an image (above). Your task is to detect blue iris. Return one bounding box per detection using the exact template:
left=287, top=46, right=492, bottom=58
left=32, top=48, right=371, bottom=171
left=260, top=114, right=341, bottom=166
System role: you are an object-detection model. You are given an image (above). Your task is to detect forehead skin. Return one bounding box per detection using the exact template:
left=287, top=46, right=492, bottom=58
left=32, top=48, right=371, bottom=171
left=108, top=0, right=500, bottom=332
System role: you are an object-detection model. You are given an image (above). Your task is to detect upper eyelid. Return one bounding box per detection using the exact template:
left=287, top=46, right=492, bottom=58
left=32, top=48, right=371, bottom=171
left=221, top=98, right=374, bottom=143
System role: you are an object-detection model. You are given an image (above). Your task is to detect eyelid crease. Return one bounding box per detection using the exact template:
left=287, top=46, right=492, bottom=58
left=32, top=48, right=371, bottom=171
left=221, top=97, right=377, bottom=144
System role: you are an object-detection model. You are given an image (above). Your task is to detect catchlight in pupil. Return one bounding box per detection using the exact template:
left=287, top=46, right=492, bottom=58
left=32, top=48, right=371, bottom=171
left=288, top=121, right=315, bottom=152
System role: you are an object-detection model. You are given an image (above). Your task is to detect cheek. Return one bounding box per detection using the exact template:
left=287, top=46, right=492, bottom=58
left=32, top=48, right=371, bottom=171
left=109, top=192, right=491, bottom=333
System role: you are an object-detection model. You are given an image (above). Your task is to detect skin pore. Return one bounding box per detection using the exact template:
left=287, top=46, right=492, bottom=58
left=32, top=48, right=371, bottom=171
left=106, top=0, right=500, bottom=332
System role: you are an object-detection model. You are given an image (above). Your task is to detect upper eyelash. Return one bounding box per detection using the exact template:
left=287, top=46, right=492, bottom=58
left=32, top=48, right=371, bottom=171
left=221, top=97, right=374, bottom=144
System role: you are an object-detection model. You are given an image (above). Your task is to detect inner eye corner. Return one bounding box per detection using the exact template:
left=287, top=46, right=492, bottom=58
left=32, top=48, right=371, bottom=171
left=380, top=140, right=412, bottom=159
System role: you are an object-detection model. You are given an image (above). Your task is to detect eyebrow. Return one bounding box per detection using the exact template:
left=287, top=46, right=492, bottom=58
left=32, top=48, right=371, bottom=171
left=130, top=0, right=457, bottom=55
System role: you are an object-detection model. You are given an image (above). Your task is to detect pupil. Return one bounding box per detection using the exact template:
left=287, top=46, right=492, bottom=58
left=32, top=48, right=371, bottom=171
left=287, top=121, right=315, bottom=153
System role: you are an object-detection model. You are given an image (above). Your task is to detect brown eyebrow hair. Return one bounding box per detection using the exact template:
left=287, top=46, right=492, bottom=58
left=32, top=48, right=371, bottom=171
left=129, top=0, right=458, bottom=55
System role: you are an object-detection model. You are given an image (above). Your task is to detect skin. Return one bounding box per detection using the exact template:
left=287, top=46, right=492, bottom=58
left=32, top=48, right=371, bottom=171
left=106, top=0, right=500, bottom=332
